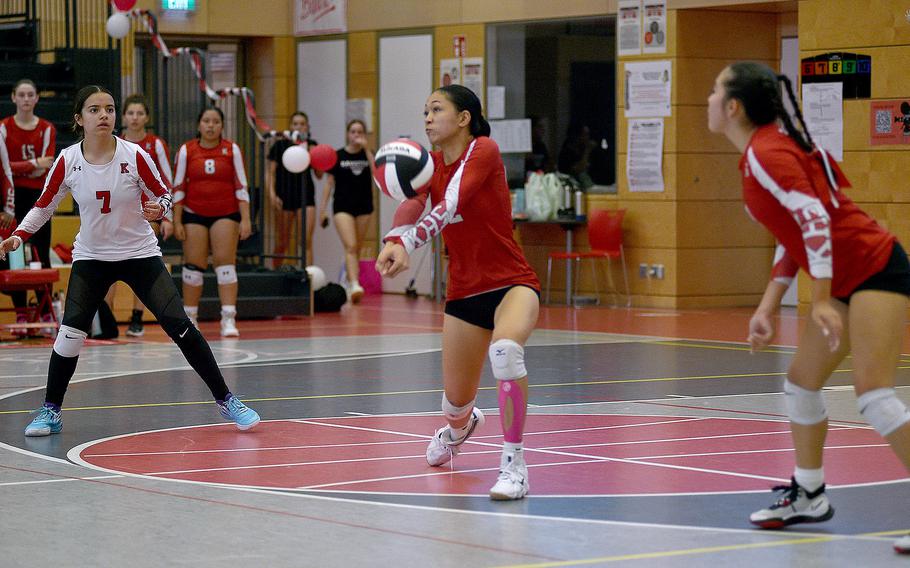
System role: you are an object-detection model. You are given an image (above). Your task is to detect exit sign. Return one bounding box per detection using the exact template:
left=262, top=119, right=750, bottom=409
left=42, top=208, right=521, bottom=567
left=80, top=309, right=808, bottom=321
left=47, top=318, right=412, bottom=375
left=162, top=0, right=196, bottom=10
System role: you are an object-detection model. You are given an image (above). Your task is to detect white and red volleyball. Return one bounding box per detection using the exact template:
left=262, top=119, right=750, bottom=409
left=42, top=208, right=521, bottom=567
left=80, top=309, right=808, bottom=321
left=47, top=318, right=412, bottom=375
left=373, top=139, right=434, bottom=201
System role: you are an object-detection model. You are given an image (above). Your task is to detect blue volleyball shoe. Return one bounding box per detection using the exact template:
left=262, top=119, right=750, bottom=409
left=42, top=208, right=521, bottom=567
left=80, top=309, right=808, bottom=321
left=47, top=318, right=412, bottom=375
left=24, top=405, right=63, bottom=437
left=218, top=396, right=260, bottom=430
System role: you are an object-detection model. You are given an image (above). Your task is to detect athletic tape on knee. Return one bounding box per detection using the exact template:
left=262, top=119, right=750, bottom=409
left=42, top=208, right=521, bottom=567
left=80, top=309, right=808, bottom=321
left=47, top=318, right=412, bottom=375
left=498, top=379, right=526, bottom=444
left=182, top=264, right=204, bottom=287
left=215, top=264, right=237, bottom=285
left=784, top=379, right=827, bottom=425
left=442, top=394, right=475, bottom=422
left=488, top=339, right=526, bottom=380
left=53, top=325, right=87, bottom=358
left=858, top=388, right=910, bottom=437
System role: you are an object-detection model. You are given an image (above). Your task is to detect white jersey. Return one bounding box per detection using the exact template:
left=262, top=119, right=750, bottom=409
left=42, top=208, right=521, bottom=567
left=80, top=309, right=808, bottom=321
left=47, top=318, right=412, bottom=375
left=14, top=137, right=171, bottom=262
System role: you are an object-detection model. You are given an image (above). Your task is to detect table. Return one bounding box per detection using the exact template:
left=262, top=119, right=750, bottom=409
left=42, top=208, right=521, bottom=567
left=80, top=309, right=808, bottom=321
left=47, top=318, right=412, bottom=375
left=514, top=217, right=586, bottom=305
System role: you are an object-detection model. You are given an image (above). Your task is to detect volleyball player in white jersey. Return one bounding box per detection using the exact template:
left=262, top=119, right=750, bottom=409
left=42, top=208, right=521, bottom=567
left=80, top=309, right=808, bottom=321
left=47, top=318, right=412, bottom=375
left=0, top=86, right=260, bottom=436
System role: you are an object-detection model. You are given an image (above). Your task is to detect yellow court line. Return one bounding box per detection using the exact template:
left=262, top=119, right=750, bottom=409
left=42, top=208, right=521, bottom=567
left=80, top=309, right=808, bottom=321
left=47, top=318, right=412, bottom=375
left=647, top=340, right=796, bottom=354
left=496, top=535, right=836, bottom=567
left=2, top=361, right=900, bottom=416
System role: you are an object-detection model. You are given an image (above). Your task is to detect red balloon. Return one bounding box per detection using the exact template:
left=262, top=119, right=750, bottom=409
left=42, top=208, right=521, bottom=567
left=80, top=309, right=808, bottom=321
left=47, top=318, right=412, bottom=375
left=309, top=144, right=338, bottom=171
left=112, top=0, right=137, bottom=11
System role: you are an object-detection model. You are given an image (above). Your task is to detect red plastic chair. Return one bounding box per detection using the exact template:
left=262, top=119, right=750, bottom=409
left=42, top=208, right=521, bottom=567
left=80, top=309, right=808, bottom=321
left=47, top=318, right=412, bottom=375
left=544, top=209, right=630, bottom=306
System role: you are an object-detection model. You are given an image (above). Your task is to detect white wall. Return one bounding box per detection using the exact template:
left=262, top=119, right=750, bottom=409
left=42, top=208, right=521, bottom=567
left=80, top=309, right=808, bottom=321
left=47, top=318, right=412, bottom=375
left=298, top=39, right=348, bottom=281
left=378, top=34, right=434, bottom=294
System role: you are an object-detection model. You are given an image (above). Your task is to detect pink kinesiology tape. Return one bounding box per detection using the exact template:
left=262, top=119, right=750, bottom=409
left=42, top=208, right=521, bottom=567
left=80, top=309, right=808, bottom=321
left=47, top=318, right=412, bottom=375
left=498, top=379, right=526, bottom=443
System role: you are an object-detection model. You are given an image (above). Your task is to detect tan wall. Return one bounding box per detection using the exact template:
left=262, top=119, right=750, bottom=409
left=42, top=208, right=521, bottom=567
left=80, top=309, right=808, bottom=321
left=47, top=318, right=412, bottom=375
left=795, top=0, right=910, bottom=309
left=133, top=0, right=293, bottom=36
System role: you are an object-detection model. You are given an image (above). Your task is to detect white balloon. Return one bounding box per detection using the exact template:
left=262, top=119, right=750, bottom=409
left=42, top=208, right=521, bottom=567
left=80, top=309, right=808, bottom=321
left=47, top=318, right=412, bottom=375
left=305, top=265, right=327, bottom=291
left=106, top=13, right=131, bottom=39
left=282, top=144, right=310, bottom=173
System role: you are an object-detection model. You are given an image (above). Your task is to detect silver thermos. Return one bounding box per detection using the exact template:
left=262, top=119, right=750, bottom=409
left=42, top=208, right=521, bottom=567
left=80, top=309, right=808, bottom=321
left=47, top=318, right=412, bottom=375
left=575, top=189, right=585, bottom=220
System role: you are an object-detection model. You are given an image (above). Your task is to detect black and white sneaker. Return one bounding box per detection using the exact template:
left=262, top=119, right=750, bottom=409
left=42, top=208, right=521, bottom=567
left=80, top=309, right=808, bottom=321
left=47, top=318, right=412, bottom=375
left=125, top=310, right=144, bottom=337
left=750, top=477, right=834, bottom=529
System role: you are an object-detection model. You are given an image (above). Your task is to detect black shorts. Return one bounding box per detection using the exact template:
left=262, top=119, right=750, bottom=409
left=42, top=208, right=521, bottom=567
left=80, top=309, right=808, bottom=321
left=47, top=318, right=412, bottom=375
left=182, top=211, right=241, bottom=228
left=276, top=184, right=315, bottom=211
left=444, top=285, right=539, bottom=330
left=333, top=197, right=373, bottom=217
left=837, top=241, right=910, bottom=304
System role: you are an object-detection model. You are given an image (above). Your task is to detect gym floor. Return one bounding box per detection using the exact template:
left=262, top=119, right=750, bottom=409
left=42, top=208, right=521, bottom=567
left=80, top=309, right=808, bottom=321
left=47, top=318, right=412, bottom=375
left=0, top=295, right=907, bottom=567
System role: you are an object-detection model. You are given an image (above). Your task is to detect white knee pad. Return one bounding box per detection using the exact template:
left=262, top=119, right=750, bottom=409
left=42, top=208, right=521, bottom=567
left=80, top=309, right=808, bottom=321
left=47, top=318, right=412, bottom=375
left=53, top=325, right=87, bottom=358
left=858, top=388, right=910, bottom=437
left=488, top=339, right=527, bottom=381
left=182, top=264, right=204, bottom=287
left=215, top=264, right=237, bottom=285
left=784, top=380, right=827, bottom=425
left=442, top=394, right=475, bottom=421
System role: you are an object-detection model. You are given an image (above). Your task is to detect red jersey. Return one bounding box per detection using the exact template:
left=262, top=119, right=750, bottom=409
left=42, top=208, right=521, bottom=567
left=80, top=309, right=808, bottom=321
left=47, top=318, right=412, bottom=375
left=741, top=124, right=894, bottom=298
left=0, top=116, right=56, bottom=189
left=0, top=131, right=14, bottom=215
left=385, top=137, right=539, bottom=300
left=173, top=138, right=248, bottom=217
left=123, top=133, right=173, bottom=188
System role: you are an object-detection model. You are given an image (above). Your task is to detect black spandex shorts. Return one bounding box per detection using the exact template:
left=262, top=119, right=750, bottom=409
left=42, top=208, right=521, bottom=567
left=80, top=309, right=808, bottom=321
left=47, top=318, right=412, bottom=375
left=333, top=197, right=374, bottom=218
left=444, top=285, right=540, bottom=330
left=837, top=241, right=910, bottom=304
left=182, top=211, right=242, bottom=229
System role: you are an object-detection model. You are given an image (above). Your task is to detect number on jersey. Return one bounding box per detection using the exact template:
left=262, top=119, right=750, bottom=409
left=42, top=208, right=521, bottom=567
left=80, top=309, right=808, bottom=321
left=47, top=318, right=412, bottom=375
left=204, top=159, right=216, bottom=174
left=96, top=190, right=111, bottom=214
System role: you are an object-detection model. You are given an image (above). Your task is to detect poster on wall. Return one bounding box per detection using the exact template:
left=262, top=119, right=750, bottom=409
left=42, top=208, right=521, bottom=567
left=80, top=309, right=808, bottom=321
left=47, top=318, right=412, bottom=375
left=489, top=119, right=532, bottom=153
left=801, top=52, right=871, bottom=99
left=627, top=118, right=664, bottom=192
left=802, top=83, right=843, bottom=161
left=345, top=98, right=373, bottom=133
left=870, top=100, right=910, bottom=146
left=440, top=58, right=461, bottom=87
left=617, top=0, right=642, bottom=56
left=642, top=1, right=667, bottom=54
left=624, top=60, right=671, bottom=117
left=294, top=0, right=346, bottom=37
left=462, top=57, right=484, bottom=102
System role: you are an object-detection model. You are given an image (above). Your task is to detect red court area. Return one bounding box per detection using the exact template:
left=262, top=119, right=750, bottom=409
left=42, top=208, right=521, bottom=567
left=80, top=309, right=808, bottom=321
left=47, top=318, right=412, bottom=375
left=76, top=414, right=907, bottom=496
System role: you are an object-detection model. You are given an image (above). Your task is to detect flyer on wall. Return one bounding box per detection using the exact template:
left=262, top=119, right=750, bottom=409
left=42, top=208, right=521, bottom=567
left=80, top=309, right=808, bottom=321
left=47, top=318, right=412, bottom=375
left=624, top=60, right=671, bottom=118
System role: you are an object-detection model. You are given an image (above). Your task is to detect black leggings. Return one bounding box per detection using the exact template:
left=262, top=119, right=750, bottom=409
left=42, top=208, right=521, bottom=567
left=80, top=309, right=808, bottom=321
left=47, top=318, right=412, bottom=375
left=45, top=256, right=230, bottom=406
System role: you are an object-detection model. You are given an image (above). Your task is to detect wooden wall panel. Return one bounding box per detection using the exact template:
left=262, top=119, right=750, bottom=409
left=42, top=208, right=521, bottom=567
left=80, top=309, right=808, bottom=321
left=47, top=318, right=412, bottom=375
left=677, top=201, right=770, bottom=248
left=676, top=247, right=772, bottom=296
left=676, top=9, right=778, bottom=59
left=675, top=153, right=743, bottom=201
left=800, top=0, right=910, bottom=51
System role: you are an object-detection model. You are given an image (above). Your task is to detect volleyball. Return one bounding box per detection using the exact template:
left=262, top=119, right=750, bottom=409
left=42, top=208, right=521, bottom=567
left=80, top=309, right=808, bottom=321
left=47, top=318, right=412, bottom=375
left=305, top=265, right=327, bottom=291
left=105, top=12, right=131, bottom=39
left=309, top=144, right=338, bottom=171
left=374, top=139, right=434, bottom=201
left=282, top=144, right=310, bottom=173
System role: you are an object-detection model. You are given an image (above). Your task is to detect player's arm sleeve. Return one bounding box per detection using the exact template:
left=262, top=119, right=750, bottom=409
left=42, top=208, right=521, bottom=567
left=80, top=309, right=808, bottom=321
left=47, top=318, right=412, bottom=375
left=172, top=144, right=188, bottom=204
left=746, top=146, right=832, bottom=280
left=232, top=142, right=250, bottom=202
left=12, top=154, right=69, bottom=243
left=382, top=139, right=494, bottom=254
left=136, top=149, right=171, bottom=220
left=770, top=243, right=799, bottom=287
left=154, top=138, right=174, bottom=189
left=42, top=123, right=56, bottom=158
left=0, top=133, right=14, bottom=215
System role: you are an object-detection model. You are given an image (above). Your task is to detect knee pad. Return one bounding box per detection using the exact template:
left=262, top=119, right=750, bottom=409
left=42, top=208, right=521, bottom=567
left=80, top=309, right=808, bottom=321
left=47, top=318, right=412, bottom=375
left=215, top=264, right=237, bottom=285
left=53, top=325, right=87, bottom=358
left=442, top=394, right=475, bottom=422
left=784, top=380, right=827, bottom=425
left=858, top=388, right=910, bottom=437
left=182, top=264, right=204, bottom=287
left=488, top=339, right=526, bottom=381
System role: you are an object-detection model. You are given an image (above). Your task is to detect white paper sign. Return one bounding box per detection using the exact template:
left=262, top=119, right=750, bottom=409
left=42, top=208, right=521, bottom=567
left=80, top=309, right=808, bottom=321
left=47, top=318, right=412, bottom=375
left=487, top=86, right=505, bottom=119
left=294, top=0, right=346, bottom=37
left=489, top=119, right=532, bottom=153
left=462, top=57, right=484, bottom=102
left=802, top=82, right=844, bottom=161
left=627, top=118, right=664, bottom=192
left=624, top=60, right=671, bottom=118
left=345, top=98, right=373, bottom=132
left=617, top=0, right=642, bottom=56
left=642, top=1, right=667, bottom=54
left=440, top=58, right=461, bottom=87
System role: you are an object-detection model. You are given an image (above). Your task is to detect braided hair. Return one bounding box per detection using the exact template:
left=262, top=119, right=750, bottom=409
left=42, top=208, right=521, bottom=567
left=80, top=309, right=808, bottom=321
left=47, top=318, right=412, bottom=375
left=723, top=61, right=814, bottom=153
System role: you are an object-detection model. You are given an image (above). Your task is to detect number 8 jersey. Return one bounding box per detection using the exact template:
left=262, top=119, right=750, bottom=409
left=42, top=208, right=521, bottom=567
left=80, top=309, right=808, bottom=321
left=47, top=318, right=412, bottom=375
left=172, top=138, right=249, bottom=217
left=13, top=138, right=170, bottom=261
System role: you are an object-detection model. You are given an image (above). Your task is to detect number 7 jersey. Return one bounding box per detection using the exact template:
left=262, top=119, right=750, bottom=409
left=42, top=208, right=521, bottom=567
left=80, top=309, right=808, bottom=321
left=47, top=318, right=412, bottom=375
left=13, top=137, right=170, bottom=261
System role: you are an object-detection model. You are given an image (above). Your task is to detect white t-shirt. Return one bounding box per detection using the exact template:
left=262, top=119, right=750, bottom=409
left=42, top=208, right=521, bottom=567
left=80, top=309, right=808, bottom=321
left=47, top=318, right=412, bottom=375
left=14, top=137, right=171, bottom=261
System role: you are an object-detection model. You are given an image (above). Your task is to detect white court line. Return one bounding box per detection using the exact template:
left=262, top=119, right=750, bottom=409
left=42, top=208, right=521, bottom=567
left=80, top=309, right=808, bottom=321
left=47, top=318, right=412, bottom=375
left=604, top=443, right=891, bottom=461
left=0, top=474, right=122, bottom=488
left=292, top=419, right=790, bottom=484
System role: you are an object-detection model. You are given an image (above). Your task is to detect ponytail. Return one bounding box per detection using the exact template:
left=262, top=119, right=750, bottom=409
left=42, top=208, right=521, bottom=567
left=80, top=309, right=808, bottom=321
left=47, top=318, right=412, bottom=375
left=775, top=74, right=814, bottom=152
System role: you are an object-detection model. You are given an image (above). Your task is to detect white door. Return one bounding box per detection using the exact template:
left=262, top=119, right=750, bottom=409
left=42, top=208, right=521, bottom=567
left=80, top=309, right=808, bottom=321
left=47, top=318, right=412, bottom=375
left=379, top=34, right=434, bottom=294
left=298, top=39, right=347, bottom=281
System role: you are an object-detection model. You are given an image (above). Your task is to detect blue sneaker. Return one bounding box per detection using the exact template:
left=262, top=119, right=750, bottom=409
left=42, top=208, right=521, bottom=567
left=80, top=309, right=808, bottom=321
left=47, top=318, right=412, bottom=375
left=25, top=405, right=63, bottom=437
left=218, top=396, right=259, bottom=431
